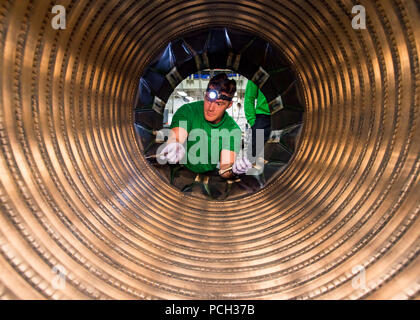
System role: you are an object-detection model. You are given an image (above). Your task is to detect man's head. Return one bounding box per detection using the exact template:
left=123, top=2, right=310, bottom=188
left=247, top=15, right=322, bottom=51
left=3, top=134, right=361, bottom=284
left=204, top=73, right=236, bottom=124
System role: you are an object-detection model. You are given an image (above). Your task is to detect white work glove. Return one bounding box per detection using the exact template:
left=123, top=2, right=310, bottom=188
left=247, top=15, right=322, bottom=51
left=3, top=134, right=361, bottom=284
left=232, top=157, right=253, bottom=175
left=159, top=142, right=185, bottom=164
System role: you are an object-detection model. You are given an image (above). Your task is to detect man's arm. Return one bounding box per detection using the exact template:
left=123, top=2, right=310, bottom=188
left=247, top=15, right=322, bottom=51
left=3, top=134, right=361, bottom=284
left=219, top=149, right=236, bottom=179
left=167, top=126, right=188, bottom=144
left=158, top=127, right=188, bottom=164
left=219, top=126, right=242, bottom=179
left=159, top=103, right=190, bottom=163
left=244, top=80, right=258, bottom=127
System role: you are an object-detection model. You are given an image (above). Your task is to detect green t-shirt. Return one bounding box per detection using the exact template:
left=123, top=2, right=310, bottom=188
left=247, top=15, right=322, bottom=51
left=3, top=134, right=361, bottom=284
left=244, top=80, right=271, bottom=127
left=170, top=101, right=242, bottom=173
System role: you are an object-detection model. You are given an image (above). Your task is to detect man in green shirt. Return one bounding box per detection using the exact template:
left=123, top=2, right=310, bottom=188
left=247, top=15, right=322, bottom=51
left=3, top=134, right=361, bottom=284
left=244, top=79, right=271, bottom=158
left=159, top=73, right=252, bottom=178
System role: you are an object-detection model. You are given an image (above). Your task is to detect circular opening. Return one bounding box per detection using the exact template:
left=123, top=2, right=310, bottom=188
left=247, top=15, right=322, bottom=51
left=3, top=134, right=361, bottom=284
left=134, top=27, right=305, bottom=200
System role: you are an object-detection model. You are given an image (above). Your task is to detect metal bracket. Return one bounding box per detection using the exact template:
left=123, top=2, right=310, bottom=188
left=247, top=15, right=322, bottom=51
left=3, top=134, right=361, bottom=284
left=226, top=53, right=241, bottom=70
left=269, top=95, right=284, bottom=115
left=152, top=96, right=166, bottom=115
left=166, top=66, right=183, bottom=88
left=251, top=67, right=270, bottom=88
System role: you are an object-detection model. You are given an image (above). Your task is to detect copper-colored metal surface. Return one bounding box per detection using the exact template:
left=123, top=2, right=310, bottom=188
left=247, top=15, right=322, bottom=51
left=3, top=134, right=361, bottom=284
left=0, top=0, right=419, bottom=299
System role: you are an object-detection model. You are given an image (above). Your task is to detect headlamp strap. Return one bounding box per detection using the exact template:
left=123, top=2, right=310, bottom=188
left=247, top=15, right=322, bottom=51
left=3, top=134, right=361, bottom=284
left=206, top=88, right=233, bottom=102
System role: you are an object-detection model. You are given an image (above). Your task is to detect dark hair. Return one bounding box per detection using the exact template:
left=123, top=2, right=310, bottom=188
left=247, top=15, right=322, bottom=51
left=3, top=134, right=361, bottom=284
left=208, top=73, right=236, bottom=96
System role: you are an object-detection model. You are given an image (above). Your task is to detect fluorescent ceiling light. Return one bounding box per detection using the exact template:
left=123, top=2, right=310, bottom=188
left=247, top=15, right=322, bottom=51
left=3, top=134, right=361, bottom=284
left=177, top=91, right=187, bottom=97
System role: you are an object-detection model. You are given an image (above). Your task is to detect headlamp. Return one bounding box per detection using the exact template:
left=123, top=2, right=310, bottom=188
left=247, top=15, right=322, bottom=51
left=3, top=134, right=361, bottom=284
left=206, top=88, right=233, bottom=102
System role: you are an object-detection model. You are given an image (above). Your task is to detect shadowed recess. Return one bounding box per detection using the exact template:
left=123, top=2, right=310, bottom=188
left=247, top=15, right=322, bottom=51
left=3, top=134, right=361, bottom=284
left=0, top=0, right=419, bottom=299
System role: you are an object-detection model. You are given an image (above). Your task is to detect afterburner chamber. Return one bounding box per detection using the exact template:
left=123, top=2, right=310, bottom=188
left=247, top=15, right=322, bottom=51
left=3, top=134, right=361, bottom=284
left=0, top=0, right=419, bottom=299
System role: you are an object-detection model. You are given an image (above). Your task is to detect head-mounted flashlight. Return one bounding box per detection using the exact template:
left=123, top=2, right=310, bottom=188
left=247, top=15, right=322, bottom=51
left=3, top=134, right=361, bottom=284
left=206, top=88, right=233, bottom=102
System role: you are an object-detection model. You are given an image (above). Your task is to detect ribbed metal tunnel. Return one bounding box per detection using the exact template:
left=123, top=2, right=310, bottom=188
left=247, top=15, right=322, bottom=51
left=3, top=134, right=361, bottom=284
left=0, top=0, right=419, bottom=299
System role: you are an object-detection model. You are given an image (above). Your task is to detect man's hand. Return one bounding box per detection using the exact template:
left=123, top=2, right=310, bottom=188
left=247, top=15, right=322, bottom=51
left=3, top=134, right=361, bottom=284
left=232, top=157, right=253, bottom=175
left=159, top=142, right=185, bottom=164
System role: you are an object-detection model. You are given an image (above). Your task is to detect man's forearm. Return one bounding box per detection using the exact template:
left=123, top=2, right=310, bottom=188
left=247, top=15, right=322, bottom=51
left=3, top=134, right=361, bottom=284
left=244, top=98, right=256, bottom=127
left=219, top=149, right=236, bottom=179
left=244, top=80, right=258, bottom=127
left=167, top=127, right=188, bottom=144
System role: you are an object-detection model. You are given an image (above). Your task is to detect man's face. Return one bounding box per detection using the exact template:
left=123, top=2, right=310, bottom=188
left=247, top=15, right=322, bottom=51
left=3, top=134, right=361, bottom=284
left=203, top=90, right=233, bottom=124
